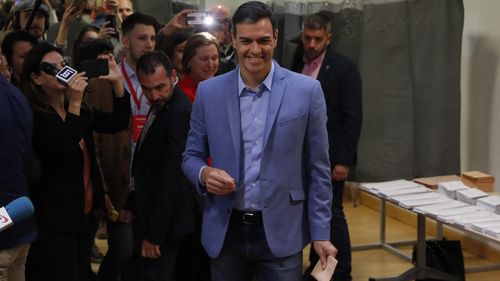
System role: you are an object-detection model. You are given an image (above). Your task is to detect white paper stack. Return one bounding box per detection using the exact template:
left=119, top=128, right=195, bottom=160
left=444, top=212, right=500, bottom=226
left=468, top=220, right=500, bottom=233
left=413, top=201, right=469, bottom=215
left=362, top=180, right=416, bottom=192
left=398, top=195, right=451, bottom=209
left=456, top=188, right=488, bottom=205
left=476, top=195, right=500, bottom=214
left=437, top=181, right=470, bottom=199
left=484, top=226, right=500, bottom=239
left=430, top=205, right=480, bottom=220
left=378, top=185, right=431, bottom=198
left=391, top=192, right=441, bottom=203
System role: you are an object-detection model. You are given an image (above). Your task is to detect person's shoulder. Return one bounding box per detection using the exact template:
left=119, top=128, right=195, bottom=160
left=164, top=87, right=191, bottom=115
left=329, top=50, right=358, bottom=70
left=278, top=64, right=318, bottom=85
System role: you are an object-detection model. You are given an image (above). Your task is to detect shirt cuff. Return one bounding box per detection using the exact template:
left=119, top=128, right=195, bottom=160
left=198, top=165, right=208, bottom=185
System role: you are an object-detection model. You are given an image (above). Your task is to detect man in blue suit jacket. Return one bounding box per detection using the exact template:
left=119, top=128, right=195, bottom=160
left=182, top=2, right=337, bottom=280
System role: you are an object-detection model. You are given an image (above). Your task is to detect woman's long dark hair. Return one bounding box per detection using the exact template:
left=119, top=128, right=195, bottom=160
left=21, top=42, right=65, bottom=113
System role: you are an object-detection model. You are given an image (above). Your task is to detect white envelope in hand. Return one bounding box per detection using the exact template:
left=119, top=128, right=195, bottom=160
left=311, top=256, right=338, bottom=281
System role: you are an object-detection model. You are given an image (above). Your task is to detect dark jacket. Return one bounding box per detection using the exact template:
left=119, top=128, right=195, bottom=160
left=133, top=87, right=198, bottom=246
left=85, top=79, right=131, bottom=211
left=31, top=94, right=130, bottom=233
left=291, top=46, right=362, bottom=167
left=0, top=75, right=37, bottom=249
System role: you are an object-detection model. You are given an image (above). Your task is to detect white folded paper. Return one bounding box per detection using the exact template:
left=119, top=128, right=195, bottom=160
left=484, top=226, right=500, bottom=239
left=362, top=180, right=417, bottom=192
left=398, top=196, right=451, bottom=209
left=456, top=188, right=488, bottom=205
left=391, top=192, right=441, bottom=203
left=444, top=211, right=499, bottom=225
left=437, top=181, right=470, bottom=199
left=431, top=206, right=480, bottom=220
left=311, top=256, right=337, bottom=281
left=468, top=220, right=500, bottom=233
left=477, top=195, right=500, bottom=214
left=413, top=201, right=469, bottom=215
left=378, top=185, right=431, bottom=198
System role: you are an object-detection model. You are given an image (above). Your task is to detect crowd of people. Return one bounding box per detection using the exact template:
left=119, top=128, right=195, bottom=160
left=0, top=1, right=362, bottom=281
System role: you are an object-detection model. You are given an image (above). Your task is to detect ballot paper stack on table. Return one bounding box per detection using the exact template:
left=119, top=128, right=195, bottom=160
left=413, top=200, right=469, bottom=215
left=362, top=180, right=432, bottom=201
left=437, top=181, right=470, bottom=199
left=476, top=195, right=500, bottom=214
left=484, top=226, right=500, bottom=239
left=362, top=179, right=500, bottom=241
left=468, top=220, right=500, bottom=233
left=456, top=188, right=488, bottom=205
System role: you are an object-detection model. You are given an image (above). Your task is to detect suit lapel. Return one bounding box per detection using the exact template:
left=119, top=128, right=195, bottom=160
left=262, top=64, right=286, bottom=149
left=225, top=72, right=241, bottom=168
left=317, top=49, right=334, bottom=83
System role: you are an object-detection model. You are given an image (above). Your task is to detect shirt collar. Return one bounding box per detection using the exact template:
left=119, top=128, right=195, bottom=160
left=122, top=59, right=137, bottom=79
left=238, top=61, right=275, bottom=96
left=303, top=49, right=327, bottom=66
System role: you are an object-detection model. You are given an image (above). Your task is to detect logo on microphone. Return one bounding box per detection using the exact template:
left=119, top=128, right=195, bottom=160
left=0, top=214, right=8, bottom=223
left=55, top=66, right=78, bottom=84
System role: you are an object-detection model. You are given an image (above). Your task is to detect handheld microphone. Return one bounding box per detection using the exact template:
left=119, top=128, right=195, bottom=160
left=40, top=62, right=78, bottom=85
left=0, top=197, right=35, bottom=233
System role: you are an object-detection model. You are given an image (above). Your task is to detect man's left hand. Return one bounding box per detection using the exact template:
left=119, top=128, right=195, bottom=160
left=332, top=164, right=350, bottom=182
left=313, top=240, right=338, bottom=270
left=141, top=240, right=161, bottom=259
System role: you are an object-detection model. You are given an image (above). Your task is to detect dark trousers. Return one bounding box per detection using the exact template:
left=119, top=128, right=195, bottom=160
left=97, top=219, right=134, bottom=281
left=211, top=212, right=302, bottom=281
left=26, top=213, right=97, bottom=281
left=305, top=180, right=352, bottom=281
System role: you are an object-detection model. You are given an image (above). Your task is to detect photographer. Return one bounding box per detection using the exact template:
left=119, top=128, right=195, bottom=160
left=21, top=42, right=130, bottom=281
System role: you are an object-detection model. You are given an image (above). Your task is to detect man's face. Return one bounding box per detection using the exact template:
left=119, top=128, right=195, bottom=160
left=118, top=0, right=133, bottom=20
left=19, top=10, right=46, bottom=39
left=11, top=41, right=33, bottom=81
left=138, top=66, right=177, bottom=107
left=232, top=18, right=277, bottom=80
left=122, top=24, right=156, bottom=62
left=301, top=27, right=331, bottom=61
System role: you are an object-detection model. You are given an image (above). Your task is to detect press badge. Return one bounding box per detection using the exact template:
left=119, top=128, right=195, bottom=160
left=132, top=115, right=147, bottom=143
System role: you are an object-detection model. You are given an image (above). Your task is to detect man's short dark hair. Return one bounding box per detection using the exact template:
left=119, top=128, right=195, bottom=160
left=137, top=51, right=174, bottom=77
left=121, top=12, right=158, bottom=35
left=1, top=30, right=38, bottom=66
left=231, top=1, right=276, bottom=35
left=302, top=13, right=331, bottom=33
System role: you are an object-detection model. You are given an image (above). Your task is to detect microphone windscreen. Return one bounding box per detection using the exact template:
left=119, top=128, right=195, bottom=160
left=6, top=197, right=34, bottom=222
left=39, top=62, right=59, bottom=76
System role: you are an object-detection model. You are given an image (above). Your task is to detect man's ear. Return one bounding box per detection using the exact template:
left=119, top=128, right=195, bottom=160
left=327, top=33, right=333, bottom=46
left=122, top=35, right=129, bottom=49
left=171, top=69, right=178, bottom=85
left=273, top=29, right=279, bottom=47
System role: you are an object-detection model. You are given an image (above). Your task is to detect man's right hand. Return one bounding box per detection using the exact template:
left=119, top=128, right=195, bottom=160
left=201, top=167, right=236, bottom=195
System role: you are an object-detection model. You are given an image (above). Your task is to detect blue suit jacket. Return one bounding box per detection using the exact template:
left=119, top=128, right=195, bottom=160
left=182, top=62, right=333, bottom=258
left=0, top=76, right=37, bottom=250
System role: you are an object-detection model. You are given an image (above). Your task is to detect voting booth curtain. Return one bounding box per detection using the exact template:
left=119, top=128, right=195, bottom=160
left=273, top=0, right=464, bottom=182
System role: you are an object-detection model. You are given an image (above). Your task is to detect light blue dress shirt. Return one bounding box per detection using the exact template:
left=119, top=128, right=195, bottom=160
left=233, top=63, right=275, bottom=211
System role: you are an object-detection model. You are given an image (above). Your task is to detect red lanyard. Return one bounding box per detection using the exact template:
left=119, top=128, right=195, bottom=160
left=120, top=60, right=143, bottom=110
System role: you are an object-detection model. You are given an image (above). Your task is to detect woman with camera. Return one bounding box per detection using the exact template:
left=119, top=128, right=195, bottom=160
left=21, top=42, right=130, bottom=281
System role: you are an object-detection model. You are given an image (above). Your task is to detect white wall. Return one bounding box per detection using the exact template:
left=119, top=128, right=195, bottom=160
left=461, top=0, right=500, bottom=191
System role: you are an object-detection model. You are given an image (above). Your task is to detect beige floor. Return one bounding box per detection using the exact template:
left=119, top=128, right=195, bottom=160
left=94, top=199, right=500, bottom=280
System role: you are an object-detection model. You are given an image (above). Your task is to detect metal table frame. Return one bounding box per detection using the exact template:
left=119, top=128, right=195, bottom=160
left=353, top=191, right=500, bottom=280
